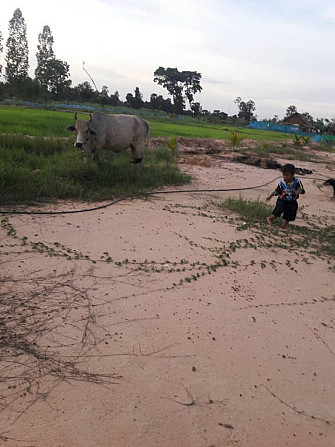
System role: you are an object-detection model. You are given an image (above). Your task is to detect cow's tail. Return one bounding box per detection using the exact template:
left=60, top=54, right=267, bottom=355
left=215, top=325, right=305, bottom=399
left=144, top=120, right=150, bottom=146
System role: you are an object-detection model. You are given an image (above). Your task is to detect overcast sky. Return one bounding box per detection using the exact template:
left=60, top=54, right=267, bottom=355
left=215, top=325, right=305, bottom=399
left=1, top=0, right=334, bottom=120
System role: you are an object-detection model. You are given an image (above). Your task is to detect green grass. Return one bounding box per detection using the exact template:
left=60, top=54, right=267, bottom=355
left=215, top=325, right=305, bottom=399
left=246, top=143, right=318, bottom=162
left=0, top=105, right=292, bottom=141
left=216, top=197, right=335, bottom=264
left=149, top=118, right=292, bottom=141
left=0, top=134, right=190, bottom=204
left=0, top=106, right=72, bottom=136
left=217, top=197, right=272, bottom=222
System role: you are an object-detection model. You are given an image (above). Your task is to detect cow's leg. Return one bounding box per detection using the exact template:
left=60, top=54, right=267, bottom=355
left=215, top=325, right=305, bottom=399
left=92, top=148, right=99, bottom=162
left=130, top=144, right=143, bottom=164
left=86, top=145, right=100, bottom=163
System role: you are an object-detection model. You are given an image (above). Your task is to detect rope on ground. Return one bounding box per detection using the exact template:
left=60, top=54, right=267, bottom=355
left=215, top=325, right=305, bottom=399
left=0, top=175, right=330, bottom=216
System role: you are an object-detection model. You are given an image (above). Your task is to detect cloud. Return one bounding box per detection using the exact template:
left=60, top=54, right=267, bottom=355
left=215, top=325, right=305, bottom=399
left=202, top=78, right=233, bottom=85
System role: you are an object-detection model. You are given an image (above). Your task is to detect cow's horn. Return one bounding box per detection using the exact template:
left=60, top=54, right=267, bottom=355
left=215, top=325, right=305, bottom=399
left=74, top=112, right=78, bottom=121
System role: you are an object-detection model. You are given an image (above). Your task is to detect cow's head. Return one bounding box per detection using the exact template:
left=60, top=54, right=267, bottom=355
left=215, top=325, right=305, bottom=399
left=66, top=113, right=98, bottom=158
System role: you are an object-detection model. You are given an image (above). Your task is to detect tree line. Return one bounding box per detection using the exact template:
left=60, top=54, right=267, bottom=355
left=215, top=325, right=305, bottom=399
left=0, top=8, right=334, bottom=133
left=0, top=9, right=206, bottom=114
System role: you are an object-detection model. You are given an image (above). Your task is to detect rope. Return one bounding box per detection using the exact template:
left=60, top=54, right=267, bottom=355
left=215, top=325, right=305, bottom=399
left=0, top=175, right=330, bottom=216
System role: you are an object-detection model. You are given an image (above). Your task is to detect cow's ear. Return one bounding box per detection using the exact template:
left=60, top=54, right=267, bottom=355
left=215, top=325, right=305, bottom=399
left=88, top=127, right=97, bottom=137
left=66, top=125, right=76, bottom=132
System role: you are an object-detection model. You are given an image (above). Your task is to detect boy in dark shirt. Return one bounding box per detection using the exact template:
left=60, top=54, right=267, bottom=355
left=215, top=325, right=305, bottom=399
left=266, top=164, right=305, bottom=229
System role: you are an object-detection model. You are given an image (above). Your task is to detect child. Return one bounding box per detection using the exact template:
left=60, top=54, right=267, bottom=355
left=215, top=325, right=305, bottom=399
left=266, top=164, right=305, bottom=229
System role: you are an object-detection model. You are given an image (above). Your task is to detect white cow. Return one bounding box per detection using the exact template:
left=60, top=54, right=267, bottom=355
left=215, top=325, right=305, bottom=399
left=66, top=112, right=150, bottom=163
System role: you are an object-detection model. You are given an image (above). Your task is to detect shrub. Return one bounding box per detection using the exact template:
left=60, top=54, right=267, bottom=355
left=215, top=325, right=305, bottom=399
left=229, top=130, right=244, bottom=149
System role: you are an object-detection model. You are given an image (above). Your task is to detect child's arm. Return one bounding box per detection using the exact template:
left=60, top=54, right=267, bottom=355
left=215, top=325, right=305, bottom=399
left=295, top=180, right=305, bottom=198
left=296, top=180, right=305, bottom=195
left=266, top=184, right=281, bottom=201
left=266, top=192, right=275, bottom=202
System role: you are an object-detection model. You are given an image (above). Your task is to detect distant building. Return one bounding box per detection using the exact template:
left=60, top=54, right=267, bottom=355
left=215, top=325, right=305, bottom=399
left=280, top=113, right=314, bottom=133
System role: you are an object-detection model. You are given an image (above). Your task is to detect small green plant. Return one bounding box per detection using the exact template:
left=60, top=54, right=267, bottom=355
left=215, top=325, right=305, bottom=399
left=229, top=130, right=244, bottom=149
left=301, top=136, right=311, bottom=145
left=293, top=134, right=302, bottom=147
left=252, top=142, right=273, bottom=157
left=165, top=136, right=178, bottom=155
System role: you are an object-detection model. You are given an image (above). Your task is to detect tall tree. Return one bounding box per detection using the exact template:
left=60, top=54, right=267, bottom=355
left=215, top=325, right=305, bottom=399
left=285, top=105, right=297, bottom=118
left=125, top=92, right=134, bottom=108
left=324, top=118, right=335, bottom=135
left=98, top=85, right=110, bottom=107
left=149, top=93, right=172, bottom=113
left=35, top=25, right=55, bottom=90
left=153, top=67, right=202, bottom=114
left=191, top=102, right=202, bottom=118
left=110, top=90, right=121, bottom=106
left=302, top=112, right=313, bottom=123
left=101, top=85, right=109, bottom=97
left=73, top=81, right=95, bottom=102
left=35, top=25, right=71, bottom=97
left=5, top=8, right=29, bottom=85
left=133, top=87, right=143, bottom=109
left=314, top=118, right=326, bottom=134
left=47, top=58, right=71, bottom=98
left=234, top=97, right=256, bottom=123
left=150, top=93, right=158, bottom=110
left=125, top=88, right=143, bottom=109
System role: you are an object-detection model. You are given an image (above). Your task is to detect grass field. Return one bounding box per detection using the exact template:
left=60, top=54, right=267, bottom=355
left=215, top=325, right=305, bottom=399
left=0, top=105, right=292, bottom=141
left=0, top=107, right=70, bottom=136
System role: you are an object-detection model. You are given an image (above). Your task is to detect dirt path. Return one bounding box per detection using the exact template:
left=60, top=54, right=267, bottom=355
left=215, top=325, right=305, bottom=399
left=1, top=154, right=334, bottom=447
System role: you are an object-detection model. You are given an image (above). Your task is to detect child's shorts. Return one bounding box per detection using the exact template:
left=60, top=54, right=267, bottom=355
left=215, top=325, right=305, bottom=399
left=272, top=198, right=298, bottom=222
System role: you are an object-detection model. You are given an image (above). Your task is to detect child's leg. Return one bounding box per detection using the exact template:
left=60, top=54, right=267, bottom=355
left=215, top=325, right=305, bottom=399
left=268, top=199, right=283, bottom=227
left=267, top=214, right=276, bottom=226
left=282, top=201, right=298, bottom=230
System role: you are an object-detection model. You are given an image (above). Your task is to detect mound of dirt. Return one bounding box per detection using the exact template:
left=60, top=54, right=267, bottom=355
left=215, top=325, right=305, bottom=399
left=231, top=154, right=313, bottom=174
left=149, top=137, right=314, bottom=173
left=149, top=136, right=231, bottom=154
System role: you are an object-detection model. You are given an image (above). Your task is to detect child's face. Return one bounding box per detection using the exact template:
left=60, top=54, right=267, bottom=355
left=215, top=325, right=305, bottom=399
left=283, top=171, right=294, bottom=182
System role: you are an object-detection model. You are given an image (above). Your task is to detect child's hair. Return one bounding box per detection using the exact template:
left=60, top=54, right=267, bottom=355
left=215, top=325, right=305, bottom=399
left=282, top=163, right=295, bottom=174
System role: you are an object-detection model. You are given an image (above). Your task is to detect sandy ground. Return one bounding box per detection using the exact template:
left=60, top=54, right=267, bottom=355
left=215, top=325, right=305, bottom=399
left=1, top=148, right=335, bottom=447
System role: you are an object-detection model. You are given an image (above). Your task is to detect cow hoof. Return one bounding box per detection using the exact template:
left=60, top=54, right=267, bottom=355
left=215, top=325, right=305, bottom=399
left=131, top=158, right=143, bottom=164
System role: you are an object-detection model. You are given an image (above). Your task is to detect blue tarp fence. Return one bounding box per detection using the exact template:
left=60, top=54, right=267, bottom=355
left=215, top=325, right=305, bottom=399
left=249, top=121, right=300, bottom=133
left=248, top=121, right=335, bottom=143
